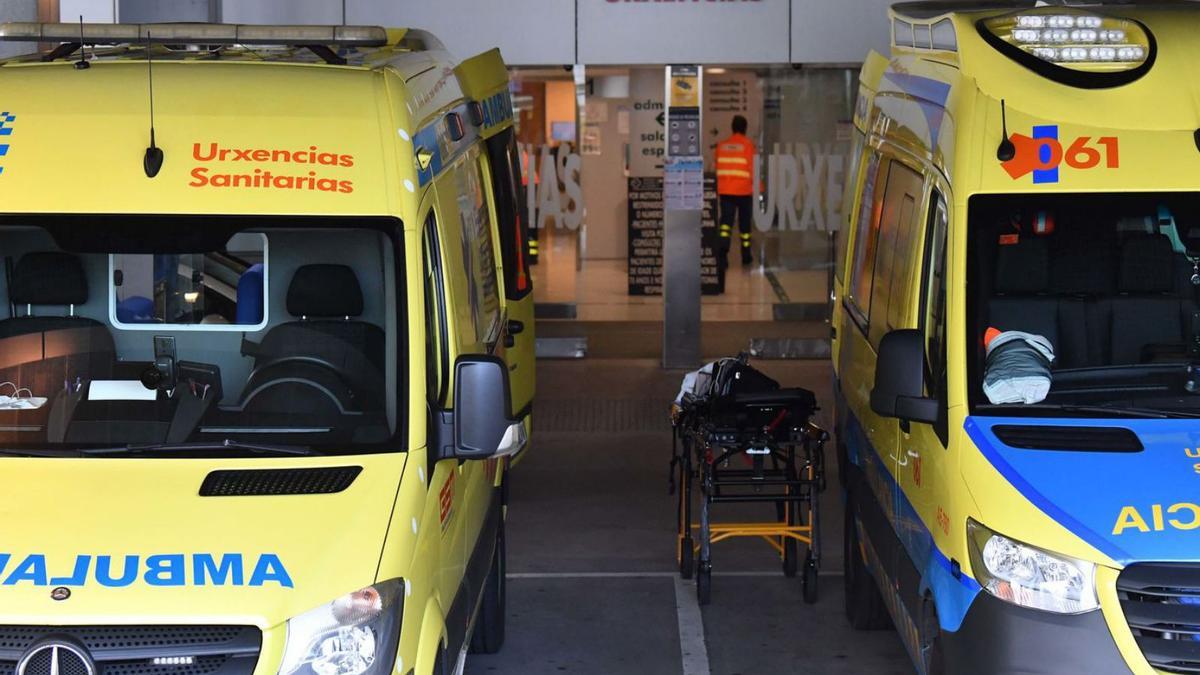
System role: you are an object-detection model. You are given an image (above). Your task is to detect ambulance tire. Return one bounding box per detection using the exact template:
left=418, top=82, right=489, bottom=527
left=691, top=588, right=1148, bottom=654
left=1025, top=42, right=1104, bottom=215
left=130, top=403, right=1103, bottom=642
left=920, top=597, right=946, bottom=675
left=844, top=500, right=892, bottom=630
left=469, top=517, right=506, bottom=654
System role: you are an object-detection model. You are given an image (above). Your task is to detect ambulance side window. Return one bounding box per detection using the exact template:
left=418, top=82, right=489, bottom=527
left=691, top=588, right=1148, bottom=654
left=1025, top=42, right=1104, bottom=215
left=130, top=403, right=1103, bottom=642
left=846, top=152, right=884, bottom=329
left=485, top=128, right=533, bottom=301
left=456, top=154, right=503, bottom=346
left=835, top=130, right=867, bottom=285
left=920, top=192, right=950, bottom=445
left=423, top=214, right=449, bottom=407
left=867, top=160, right=925, bottom=347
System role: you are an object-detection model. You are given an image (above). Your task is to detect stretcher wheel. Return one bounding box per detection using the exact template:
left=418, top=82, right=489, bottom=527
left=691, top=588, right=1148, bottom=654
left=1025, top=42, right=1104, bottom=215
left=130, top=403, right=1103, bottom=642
left=697, top=564, right=712, bottom=605
left=679, top=538, right=694, bottom=579
left=782, top=538, right=797, bottom=578
left=802, top=553, right=819, bottom=604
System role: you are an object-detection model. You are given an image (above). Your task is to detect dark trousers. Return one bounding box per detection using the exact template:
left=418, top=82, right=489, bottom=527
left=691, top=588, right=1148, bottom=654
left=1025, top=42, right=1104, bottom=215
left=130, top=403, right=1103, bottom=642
left=717, top=194, right=753, bottom=292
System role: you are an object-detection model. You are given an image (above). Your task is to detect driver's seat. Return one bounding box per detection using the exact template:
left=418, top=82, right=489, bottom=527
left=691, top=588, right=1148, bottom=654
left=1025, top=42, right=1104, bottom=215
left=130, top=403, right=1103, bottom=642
left=240, top=264, right=385, bottom=413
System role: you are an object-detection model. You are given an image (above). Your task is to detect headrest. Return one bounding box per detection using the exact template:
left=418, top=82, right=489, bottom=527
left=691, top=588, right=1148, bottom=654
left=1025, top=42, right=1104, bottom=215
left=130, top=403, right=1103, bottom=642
left=1119, top=234, right=1176, bottom=294
left=1050, top=238, right=1115, bottom=296
left=287, top=264, right=364, bottom=318
left=10, top=252, right=89, bottom=306
left=994, top=237, right=1049, bottom=294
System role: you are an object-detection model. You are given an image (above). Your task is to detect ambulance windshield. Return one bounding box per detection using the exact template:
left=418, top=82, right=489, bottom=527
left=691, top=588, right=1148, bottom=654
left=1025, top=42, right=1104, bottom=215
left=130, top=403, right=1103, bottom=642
left=969, top=193, right=1200, bottom=417
left=0, top=216, right=403, bottom=455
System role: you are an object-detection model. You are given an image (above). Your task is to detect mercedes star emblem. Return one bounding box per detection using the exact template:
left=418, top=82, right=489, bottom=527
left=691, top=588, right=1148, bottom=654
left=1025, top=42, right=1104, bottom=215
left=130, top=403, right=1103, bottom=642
left=16, top=641, right=97, bottom=675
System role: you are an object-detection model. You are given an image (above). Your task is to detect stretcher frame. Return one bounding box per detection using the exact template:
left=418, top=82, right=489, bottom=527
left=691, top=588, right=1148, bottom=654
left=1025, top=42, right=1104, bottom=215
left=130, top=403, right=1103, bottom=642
left=672, top=400, right=827, bottom=605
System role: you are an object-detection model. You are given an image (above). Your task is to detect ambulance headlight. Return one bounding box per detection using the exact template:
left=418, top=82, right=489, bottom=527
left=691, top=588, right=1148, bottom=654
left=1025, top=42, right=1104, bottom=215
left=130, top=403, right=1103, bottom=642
left=967, top=520, right=1099, bottom=614
left=280, top=579, right=404, bottom=675
left=978, top=8, right=1154, bottom=86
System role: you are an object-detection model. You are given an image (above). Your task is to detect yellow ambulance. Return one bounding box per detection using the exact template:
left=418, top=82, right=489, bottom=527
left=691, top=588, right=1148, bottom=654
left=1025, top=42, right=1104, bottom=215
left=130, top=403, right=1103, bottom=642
left=0, top=23, right=535, bottom=675
left=833, top=3, right=1200, bottom=673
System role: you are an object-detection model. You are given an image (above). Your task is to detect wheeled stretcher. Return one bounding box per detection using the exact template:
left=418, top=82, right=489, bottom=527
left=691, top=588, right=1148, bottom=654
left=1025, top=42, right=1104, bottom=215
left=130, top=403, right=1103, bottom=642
left=671, top=354, right=827, bottom=605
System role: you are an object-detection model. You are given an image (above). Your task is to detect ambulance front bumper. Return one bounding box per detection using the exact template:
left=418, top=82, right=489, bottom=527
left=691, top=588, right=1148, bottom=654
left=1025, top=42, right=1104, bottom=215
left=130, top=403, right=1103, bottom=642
left=941, top=592, right=1132, bottom=674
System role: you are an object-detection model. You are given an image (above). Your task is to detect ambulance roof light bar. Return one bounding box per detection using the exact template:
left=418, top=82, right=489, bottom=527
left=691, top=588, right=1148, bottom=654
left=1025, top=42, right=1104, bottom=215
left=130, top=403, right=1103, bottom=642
left=977, top=8, right=1155, bottom=88
left=0, top=22, right=389, bottom=47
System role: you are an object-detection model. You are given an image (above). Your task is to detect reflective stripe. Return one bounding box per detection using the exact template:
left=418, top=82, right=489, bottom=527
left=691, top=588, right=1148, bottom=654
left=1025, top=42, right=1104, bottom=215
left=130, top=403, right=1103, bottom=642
left=719, top=224, right=732, bottom=230
left=716, top=156, right=748, bottom=165
left=739, top=233, right=751, bottom=239
left=716, top=169, right=752, bottom=179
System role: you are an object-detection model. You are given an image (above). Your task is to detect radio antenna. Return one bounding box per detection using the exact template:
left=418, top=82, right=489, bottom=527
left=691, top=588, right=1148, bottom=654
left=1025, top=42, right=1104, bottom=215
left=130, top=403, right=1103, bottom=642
left=996, top=99, right=1015, bottom=162
left=143, top=31, right=164, bottom=178
left=73, top=15, right=89, bottom=70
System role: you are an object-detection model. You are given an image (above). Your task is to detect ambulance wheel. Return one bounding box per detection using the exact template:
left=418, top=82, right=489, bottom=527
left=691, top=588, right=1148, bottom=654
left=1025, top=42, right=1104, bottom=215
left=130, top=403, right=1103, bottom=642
left=782, top=538, right=798, bottom=578
left=679, top=538, right=694, bottom=579
left=697, top=564, right=712, bottom=605
left=468, top=516, right=506, bottom=654
left=802, top=553, right=819, bottom=604
left=920, top=597, right=946, bottom=675
left=844, top=499, right=892, bottom=629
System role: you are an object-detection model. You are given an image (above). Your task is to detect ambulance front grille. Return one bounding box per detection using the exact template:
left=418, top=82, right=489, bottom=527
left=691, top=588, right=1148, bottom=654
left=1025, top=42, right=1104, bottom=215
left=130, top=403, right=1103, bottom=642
left=1117, top=563, right=1200, bottom=673
left=0, top=626, right=260, bottom=675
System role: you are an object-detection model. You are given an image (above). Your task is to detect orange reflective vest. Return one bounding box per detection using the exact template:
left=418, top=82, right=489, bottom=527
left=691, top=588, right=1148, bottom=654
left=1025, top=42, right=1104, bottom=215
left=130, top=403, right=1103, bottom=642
left=715, top=133, right=755, bottom=196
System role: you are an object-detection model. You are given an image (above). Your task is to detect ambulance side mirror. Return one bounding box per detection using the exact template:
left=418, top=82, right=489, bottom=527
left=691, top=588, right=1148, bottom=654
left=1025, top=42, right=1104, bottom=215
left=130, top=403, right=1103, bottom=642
left=445, top=355, right=525, bottom=461
left=871, top=330, right=938, bottom=425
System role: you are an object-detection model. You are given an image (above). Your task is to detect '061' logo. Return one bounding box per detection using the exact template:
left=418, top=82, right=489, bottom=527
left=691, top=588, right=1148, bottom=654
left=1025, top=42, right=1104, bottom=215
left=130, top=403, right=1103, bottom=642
left=1002, top=125, right=1119, bottom=184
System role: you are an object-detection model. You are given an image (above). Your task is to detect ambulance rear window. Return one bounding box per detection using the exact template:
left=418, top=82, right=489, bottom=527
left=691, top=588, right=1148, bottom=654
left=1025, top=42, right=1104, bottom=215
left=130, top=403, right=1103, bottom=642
left=110, top=233, right=268, bottom=330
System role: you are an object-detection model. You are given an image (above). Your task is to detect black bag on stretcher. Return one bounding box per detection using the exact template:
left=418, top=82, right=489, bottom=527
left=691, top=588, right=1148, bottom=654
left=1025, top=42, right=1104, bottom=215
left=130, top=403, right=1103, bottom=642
left=674, top=353, right=818, bottom=444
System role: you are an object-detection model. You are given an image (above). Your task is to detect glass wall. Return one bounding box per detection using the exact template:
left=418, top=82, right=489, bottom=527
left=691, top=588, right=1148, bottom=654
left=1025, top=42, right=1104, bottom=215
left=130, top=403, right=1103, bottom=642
left=510, top=64, right=859, bottom=323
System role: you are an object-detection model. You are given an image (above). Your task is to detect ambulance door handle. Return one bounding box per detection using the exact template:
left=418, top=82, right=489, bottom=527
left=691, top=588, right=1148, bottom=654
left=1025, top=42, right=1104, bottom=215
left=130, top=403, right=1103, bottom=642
left=508, top=320, right=525, bottom=335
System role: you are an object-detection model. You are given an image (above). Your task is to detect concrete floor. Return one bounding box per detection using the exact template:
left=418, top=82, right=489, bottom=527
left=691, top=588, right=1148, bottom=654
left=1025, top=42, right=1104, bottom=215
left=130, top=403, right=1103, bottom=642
left=467, top=358, right=910, bottom=675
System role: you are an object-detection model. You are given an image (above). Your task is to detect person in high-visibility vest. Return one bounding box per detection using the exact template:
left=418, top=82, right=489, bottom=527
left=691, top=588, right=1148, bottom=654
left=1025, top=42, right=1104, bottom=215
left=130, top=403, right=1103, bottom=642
left=715, top=116, right=756, bottom=286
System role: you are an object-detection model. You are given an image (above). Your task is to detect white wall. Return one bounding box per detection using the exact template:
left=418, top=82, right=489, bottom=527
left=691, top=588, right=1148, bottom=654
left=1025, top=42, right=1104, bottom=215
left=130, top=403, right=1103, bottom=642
left=578, top=0, right=790, bottom=65
left=347, top=0, right=576, bottom=65
left=60, top=0, right=115, bottom=23
left=55, top=0, right=896, bottom=66
left=792, top=0, right=893, bottom=63
left=222, top=0, right=342, bottom=25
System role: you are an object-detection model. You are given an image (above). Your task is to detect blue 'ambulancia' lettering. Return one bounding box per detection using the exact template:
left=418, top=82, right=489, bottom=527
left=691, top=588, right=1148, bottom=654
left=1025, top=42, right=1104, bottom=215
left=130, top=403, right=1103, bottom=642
left=49, top=555, right=91, bottom=586
left=0, top=553, right=292, bottom=588
left=194, top=553, right=244, bottom=586
left=249, top=554, right=293, bottom=588
left=96, top=555, right=139, bottom=587
left=3, top=554, right=46, bottom=585
left=144, top=554, right=185, bottom=586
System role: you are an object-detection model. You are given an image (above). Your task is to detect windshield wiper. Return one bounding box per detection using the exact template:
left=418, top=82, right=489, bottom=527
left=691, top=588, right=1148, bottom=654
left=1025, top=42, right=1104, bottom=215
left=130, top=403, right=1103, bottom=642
left=84, top=440, right=317, bottom=457
left=0, top=448, right=82, bottom=457
left=977, top=403, right=1200, bottom=419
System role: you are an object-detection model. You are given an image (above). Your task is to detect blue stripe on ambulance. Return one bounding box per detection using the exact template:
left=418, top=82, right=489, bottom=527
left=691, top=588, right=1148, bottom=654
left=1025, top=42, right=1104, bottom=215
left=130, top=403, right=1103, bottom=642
left=844, top=411, right=982, bottom=634
left=965, top=416, right=1200, bottom=565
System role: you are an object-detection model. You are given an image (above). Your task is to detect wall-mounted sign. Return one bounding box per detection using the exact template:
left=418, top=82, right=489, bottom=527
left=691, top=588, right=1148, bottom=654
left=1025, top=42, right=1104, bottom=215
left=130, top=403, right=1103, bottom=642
left=627, top=176, right=720, bottom=296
